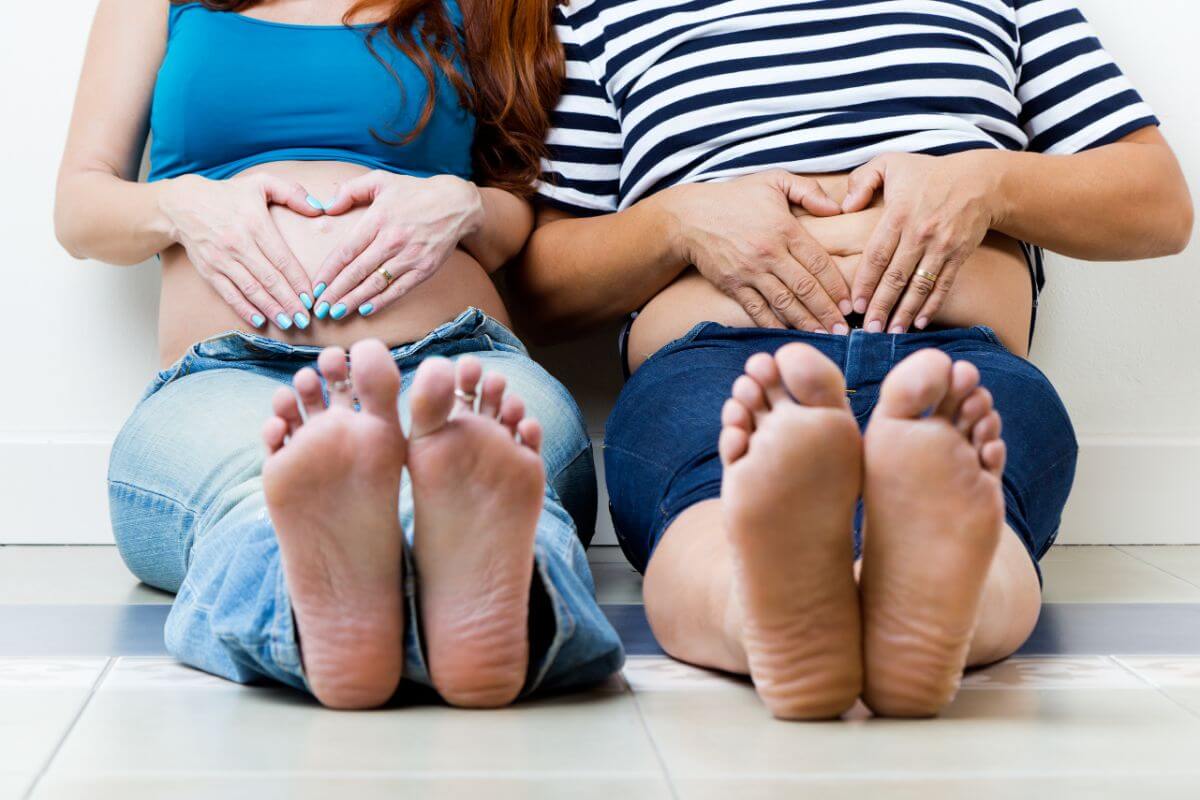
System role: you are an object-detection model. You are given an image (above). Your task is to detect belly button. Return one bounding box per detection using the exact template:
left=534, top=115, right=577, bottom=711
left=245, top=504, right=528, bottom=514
left=317, top=218, right=333, bottom=233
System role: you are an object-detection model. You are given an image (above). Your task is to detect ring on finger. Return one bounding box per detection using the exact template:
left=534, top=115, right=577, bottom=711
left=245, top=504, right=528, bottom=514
left=377, top=266, right=395, bottom=285
left=915, top=268, right=940, bottom=283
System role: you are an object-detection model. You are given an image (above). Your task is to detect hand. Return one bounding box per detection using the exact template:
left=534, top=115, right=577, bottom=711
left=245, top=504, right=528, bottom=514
left=311, top=171, right=484, bottom=319
left=662, top=170, right=852, bottom=333
left=842, top=151, right=1004, bottom=333
left=159, top=172, right=322, bottom=330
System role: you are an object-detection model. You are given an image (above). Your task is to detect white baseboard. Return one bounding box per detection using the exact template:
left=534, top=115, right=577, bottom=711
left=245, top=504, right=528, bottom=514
left=1, top=436, right=1196, bottom=546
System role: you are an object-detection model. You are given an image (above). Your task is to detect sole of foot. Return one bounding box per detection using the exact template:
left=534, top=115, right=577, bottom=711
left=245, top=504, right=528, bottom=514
left=406, top=356, right=546, bottom=709
left=719, top=343, right=864, bottom=720
left=860, top=349, right=1006, bottom=718
left=261, top=339, right=407, bottom=709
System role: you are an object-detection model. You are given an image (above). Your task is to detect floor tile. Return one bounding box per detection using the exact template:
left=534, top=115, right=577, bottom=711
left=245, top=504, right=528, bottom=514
left=1118, top=546, right=1200, bottom=588
left=960, top=656, right=1145, bottom=690
left=672, top=775, right=1200, bottom=800
left=0, top=547, right=170, bottom=605
left=1040, top=546, right=1200, bottom=603
left=622, top=656, right=747, bottom=693
left=637, top=686, right=1200, bottom=779
left=33, top=776, right=673, bottom=800
left=592, top=563, right=644, bottom=604
left=45, top=658, right=663, bottom=780
left=0, top=659, right=106, bottom=785
left=1114, top=656, right=1200, bottom=716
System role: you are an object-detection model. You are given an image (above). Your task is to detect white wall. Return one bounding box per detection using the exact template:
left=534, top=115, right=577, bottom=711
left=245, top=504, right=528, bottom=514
left=1, top=1, right=1197, bottom=545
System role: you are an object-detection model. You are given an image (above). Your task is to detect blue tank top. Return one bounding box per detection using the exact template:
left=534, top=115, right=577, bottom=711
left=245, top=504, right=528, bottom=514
left=147, top=2, right=474, bottom=182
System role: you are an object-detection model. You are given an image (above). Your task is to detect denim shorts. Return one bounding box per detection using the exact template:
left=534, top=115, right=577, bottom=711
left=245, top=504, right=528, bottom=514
left=604, top=323, right=1079, bottom=581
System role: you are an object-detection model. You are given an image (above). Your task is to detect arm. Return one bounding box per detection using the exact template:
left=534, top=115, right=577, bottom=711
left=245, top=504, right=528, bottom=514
left=516, top=171, right=854, bottom=341
left=461, top=187, right=535, bottom=271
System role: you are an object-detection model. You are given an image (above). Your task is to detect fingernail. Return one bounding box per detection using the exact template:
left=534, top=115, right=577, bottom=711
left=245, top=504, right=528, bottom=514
left=275, top=313, right=293, bottom=330
left=358, top=302, right=374, bottom=317
left=916, top=316, right=929, bottom=330
left=313, top=282, right=326, bottom=299
left=853, top=298, right=868, bottom=314
left=315, top=301, right=330, bottom=319
left=293, top=312, right=309, bottom=330
left=866, top=320, right=883, bottom=334
left=305, top=195, right=324, bottom=212
left=321, top=199, right=335, bottom=211
left=300, top=293, right=313, bottom=310
left=890, top=324, right=904, bottom=334
left=833, top=322, right=849, bottom=335
left=250, top=314, right=265, bottom=328
left=839, top=300, right=853, bottom=316
left=330, top=303, right=347, bottom=320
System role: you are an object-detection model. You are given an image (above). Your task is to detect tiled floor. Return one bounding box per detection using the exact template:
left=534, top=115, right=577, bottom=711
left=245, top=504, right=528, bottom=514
left=3, top=545, right=1200, bottom=799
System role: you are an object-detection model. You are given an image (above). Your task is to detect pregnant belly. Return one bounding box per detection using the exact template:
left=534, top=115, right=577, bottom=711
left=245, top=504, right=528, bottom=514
left=157, top=161, right=508, bottom=367
left=627, top=173, right=1032, bottom=372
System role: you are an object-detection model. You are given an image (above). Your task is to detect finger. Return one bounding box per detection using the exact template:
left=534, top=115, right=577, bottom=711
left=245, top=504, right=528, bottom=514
left=219, top=260, right=291, bottom=330
left=253, top=216, right=316, bottom=309
left=842, top=159, right=885, bottom=213
left=888, top=251, right=947, bottom=334
left=321, top=172, right=384, bottom=216
left=207, top=270, right=268, bottom=329
left=851, top=212, right=903, bottom=314
left=345, top=265, right=427, bottom=318
left=259, top=175, right=324, bottom=218
left=785, top=230, right=853, bottom=322
left=754, top=273, right=822, bottom=332
left=318, top=239, right=392, bottom=320
left=730, top=285, right=785, bottom=329
left=240, top=241, right=310, bottom=329
left=864, top=235, right=924, bottom=334
left=913, top=253, right=965, bottom=331
left=312, top=218, right=382, bottom=302
left=778, top=173, right=842, bottom=217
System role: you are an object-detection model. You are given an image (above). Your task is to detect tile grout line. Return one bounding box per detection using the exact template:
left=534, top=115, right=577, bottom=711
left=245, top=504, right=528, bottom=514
left=23, top=657, right=116, bottom=800
left=625, top=682, right=680, bottom=800
left=1114, top=546, right=1200, bottom=591
left=1108, top=654, right=1200, bottom=724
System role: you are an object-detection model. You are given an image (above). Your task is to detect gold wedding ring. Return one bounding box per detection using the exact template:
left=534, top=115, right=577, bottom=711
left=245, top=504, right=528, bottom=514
left=915, top=268, right=940, bottom=283
left=378, top=266, right=396, bottom=285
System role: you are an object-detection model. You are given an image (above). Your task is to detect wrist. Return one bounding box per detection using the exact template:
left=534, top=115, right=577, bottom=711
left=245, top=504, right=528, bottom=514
left=154, top=174, right=201, bottom=243
left=437, top=175, right=484, bottom=236
left=648, top=183, right=697, bottom=264
left=972, top=150, right=1016, bottom=228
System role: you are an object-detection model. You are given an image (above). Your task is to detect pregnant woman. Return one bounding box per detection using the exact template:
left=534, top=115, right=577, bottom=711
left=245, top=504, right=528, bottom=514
left=518, top=0, right=1192, bottom=718
left=54, top=0, right=622, bottom=709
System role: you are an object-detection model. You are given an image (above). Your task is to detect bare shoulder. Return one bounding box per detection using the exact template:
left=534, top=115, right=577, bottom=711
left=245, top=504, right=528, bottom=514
left=91, top=0, right=170, bottom=39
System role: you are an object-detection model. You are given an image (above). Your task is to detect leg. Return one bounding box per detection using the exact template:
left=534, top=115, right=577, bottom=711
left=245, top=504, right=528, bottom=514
left=645, top=344, right=863, bottom=719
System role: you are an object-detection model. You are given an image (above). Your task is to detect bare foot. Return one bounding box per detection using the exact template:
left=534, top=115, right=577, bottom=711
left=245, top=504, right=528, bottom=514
left=860, top=350, right=1006, bottom=717
left=719, top=343, right=864, bottom=720
left=261, top=340, right=406, bottom=709
left=406, top=356, right=546, bottom=708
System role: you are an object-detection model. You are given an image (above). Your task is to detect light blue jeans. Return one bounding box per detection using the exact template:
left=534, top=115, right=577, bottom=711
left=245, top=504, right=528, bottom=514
left=108, top=308, right=624, bottom=698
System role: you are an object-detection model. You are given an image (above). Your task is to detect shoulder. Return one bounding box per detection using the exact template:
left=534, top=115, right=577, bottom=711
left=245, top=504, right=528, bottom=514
left=91, top=0, right=172, bottom=42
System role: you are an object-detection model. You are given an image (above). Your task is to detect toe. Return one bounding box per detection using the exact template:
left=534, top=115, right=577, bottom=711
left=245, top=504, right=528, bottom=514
left=348, top=340, right=401, bottom=418
left=318, top=347, right=353, bottom=409
left=453, top=356, right=484, bottom=416
left=731, top=375, right=769, bottom=425
left=517, top=417, right=543, bottom=454
left=262, top=416, right=289, bottom=454
left=981, top=439, right=1006, bottom=476
left=293, top=367, right=325, bottom=418
left=409, top=357, right=456, bottom=439
left=271, top=387, right=304, bottom=434
left=744, top=353, right=788, bottom=407
left=722, top=398, right=754, bottom=433
left=934, top=361, right=980, bottom=421
left=956, top=387, right=994, bottom=436
left=479, top=373, right=507, bottom=419
left=972, top=410, right=1002, bottom=450
left=499, top=393, right=526, bottom=437
left=874, top=349, right=953, bottom=419
left=719, top=425, right=751, bottom=466
left=774, top=343, right=847, bottom=408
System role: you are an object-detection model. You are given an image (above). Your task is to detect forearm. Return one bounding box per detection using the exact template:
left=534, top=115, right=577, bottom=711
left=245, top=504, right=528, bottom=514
left=515, top=191, right=687, bottom=338
left=989, top=133, right=1194, bottom=260
left=55, top=169, right=177, bottom=265
left=459, top=186, right=534, bottom=272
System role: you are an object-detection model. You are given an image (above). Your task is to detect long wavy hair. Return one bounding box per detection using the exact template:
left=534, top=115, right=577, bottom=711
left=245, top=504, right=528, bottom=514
left=174, top=0, right=565, bottom=195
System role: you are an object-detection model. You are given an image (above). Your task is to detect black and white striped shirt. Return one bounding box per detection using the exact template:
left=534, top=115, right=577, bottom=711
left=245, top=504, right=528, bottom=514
left=537, top=0, right=1158, bottom=219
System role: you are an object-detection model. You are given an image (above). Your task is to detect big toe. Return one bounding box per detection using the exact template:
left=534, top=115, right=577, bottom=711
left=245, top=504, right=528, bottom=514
left=348, top=340, right=401, bottom=418
left=875, top=349, right=953, bottom=419
left=774, top=343, right=848, bottom=408
left=409, top=357, right=456, bottom=439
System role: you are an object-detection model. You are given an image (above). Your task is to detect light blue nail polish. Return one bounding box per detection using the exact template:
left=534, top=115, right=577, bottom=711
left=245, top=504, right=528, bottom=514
left=321, top=199, right=335, bottom=211
left=313, top=282, right=326, bottom=299
left=305, top=195, right=323, bottom=211
left=251, top=314, right=265, bottom=328
left=330, top=303, right=348, bottom=320
left=315, top=301, right=330, bottom=319
left=300, top=293, right=313, bottom=310
left=293, top=312, right=309, bottom=330
left=358, top=303, right=374, bottom=317
left=275, top=313, right=293, bottom=330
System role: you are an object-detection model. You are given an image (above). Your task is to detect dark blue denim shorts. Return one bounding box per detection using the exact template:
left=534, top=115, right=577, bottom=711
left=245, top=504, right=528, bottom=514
left=604, top=323, right=1078, bottom=581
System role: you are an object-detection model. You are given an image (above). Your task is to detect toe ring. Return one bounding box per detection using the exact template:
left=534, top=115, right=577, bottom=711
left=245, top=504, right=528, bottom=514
left=330, top=379, right=354, bottom=394
left=454, top=388, right=477, bottom=405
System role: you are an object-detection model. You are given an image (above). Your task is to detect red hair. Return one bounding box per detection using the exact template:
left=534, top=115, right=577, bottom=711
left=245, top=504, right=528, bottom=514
left=175, top=0, right=565, bottom=194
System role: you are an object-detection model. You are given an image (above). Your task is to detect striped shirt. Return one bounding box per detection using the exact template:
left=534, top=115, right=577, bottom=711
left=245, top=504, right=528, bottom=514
left=537, top=0, right=1158, bottom=219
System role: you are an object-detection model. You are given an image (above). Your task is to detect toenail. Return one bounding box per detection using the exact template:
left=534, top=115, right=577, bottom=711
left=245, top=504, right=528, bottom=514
left=315, top=301, right=330, bottom=319
left=275, top=313, right=293, bottom=330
